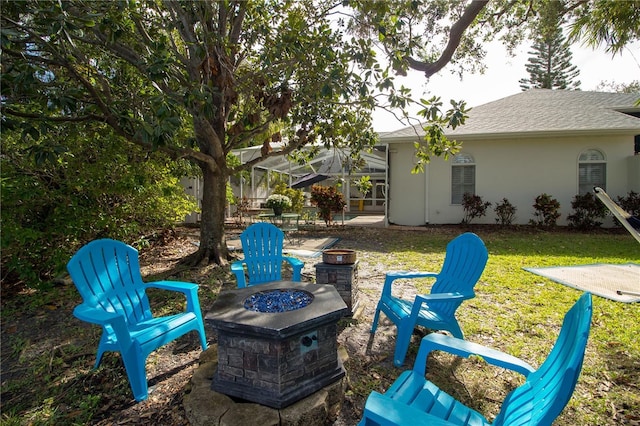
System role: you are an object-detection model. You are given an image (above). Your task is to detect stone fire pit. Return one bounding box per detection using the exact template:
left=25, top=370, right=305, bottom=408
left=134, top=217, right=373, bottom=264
left=205, top=281, right=348, bottom=409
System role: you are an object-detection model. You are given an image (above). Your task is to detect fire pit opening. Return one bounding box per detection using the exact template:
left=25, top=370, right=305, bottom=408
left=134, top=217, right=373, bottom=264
left=243, top=288, right=314, bottom=313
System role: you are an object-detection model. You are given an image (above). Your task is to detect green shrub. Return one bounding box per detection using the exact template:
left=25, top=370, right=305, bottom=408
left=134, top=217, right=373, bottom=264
left=494, top=198, right=517, bottom=226
left=1, top=126, right=197, bottom=289
left=567, top=193, right=607, bottom=230
left=353, top=176, right=373, bottom=197
left=272, top=183, right=304, bottom=213
left=461, top=193, right=491, bottom=224
left=530, top=193, right=561, bottom=227
left=616, top=191, right=640, bottom=225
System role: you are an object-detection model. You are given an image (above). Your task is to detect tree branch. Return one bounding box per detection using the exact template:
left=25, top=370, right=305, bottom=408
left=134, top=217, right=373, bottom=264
left=1, top=48, right=66, bottom=68
left=3, top=108, right=104, bottom=122
left=229, top=1, right=247, bottom=46
left=237, top=141, right=301, bottom=172
left=164, top=0, right=198, bottom=45
left=88, top=31, right=141, bottom=65
left=406, top=0, right=488, bottom=78
left=227, top=120, right=272, bottom=150
left=164, top=1, right=201, bottom=77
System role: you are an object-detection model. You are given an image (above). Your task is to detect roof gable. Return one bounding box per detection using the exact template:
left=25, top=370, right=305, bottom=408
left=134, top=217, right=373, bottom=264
left=382, top=89, right=640, bottom=140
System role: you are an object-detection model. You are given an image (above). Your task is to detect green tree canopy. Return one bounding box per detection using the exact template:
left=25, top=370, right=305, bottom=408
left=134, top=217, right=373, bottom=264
left=2, top=0, right=637, bottom=270
left=347, top=0, right=639, bottom=78
left=519, top=26, right=581, bottom=90
left=568, top=0, right=640, bottom=55
left=1, top=122, right=196, bottom=286
left=1, top=1, right=386, bottom=265
left=596, top=80, right=640, bottom=94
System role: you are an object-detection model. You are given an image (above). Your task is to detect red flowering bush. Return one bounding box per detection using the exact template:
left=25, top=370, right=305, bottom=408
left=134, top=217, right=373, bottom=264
left=310, top=185, right=346, bottom=224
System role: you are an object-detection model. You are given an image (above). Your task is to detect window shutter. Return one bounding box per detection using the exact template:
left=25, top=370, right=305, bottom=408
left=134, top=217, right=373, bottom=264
left=578, top=163, right=606, bottom=194
left=452, top=165, right=475, bottom=204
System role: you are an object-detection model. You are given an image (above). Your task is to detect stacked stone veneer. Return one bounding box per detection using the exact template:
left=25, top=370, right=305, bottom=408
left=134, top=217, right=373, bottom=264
left=206, top=281, right=348, bottom=410
left=214, top=322, right=343, bottom=409
left=183, top=345, right=349, bottom=426
left=315, top=261, right=359, bottom=314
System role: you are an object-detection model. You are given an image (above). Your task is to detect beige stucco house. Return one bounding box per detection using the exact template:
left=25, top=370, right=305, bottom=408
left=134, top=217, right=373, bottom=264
left=382, top=89, right=640, bottom=226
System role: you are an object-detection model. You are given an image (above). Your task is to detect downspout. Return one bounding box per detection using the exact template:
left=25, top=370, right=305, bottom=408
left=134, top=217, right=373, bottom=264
left=384, top=144, right=389, bottom=227
left=424, top=162, right=429, bottom=225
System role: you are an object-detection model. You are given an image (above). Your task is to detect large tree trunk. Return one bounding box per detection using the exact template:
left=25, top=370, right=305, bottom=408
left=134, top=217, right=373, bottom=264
left=186, top=163, right=229, bottom=266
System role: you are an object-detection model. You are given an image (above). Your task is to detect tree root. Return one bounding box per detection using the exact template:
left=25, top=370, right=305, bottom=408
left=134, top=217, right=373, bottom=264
left=179, top=247, right=228, bottom=267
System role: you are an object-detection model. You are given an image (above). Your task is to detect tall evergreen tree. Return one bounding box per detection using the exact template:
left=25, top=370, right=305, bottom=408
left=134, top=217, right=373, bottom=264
left=520, top=3, right=581, bottom=91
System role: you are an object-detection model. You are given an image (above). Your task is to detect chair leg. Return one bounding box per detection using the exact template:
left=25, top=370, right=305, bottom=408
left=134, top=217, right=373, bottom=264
left=371, top=305, right=382, bottom=334
left=197, top=326, right=208, bottom=351
left=188, top=302, right=209, bottom=351
left=122, top=349, right=149, bottom=401
left=393, top=322, right=414, bottom=367
left=94, top=333, right=110, bottom=368
left=94, top=348, right=106, bottom=369
left=447, top=321, right=465, bottom=339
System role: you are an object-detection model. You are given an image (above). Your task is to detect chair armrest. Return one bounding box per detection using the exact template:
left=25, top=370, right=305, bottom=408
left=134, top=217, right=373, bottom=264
left=386, top=270, right=439, bottom=280
left=73, top=304, right=133, bottom=346
left=361, top=391, right=456, bottom=426
left=283, top=256, right=304, bottom=281
left=284, top=256, right=304, bottom=268
left=231, top=260, right=248, bottom=288
left=415, top=292, right=468, bottom=302
left=413, top=333, right=535, bottom=377
left=146, top=280, right=202, bottom=313
left=147, top=280, right=198, bottom=293
left=73, top=304, right=122, bottom=325
left=411, top=293, right=470, bottom=320
left=382, top=271, right=439, bottom=298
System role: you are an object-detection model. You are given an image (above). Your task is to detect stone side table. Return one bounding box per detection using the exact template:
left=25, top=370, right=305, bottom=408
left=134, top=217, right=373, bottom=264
left=314, top=261, right=359, bottom=315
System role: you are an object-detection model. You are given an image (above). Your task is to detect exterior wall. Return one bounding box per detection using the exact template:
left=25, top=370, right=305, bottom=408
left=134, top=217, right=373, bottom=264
left=387, top=144, right=427, bottom=226
left=388, top=134, right=635, bottom=226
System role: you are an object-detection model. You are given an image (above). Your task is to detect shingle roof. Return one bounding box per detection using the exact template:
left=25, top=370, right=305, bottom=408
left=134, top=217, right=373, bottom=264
left=382, top=89, right=640, bottom=140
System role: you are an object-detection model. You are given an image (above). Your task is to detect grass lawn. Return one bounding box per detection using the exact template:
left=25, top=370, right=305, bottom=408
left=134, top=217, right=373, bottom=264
left=351, top=227, right=639, bottom=426
left=1, top=226, right=638, bottom=425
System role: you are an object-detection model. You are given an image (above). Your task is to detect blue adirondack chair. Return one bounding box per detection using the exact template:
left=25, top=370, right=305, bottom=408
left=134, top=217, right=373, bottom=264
left=231, top=222, right=304, bottom=288
left=67, top=239, right=208, bottom=401
left=359, top=292, right=593, bottom=426
left=371, top=232, right=488, bottom=366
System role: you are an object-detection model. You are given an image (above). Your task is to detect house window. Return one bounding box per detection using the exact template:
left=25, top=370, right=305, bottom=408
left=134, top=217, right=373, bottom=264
left=578, top=149, right=606, bottom=194
left=451, top=153, right=475, bottom=204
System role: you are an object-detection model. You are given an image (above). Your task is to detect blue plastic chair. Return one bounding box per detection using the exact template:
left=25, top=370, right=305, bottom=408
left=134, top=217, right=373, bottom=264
left=231, top=222, right=304, bottom=288
left=359, top=292, right=593, bottom=426
left=371, top=232, right=488, bottom=366
left=67, top=239, right=208, bottom=401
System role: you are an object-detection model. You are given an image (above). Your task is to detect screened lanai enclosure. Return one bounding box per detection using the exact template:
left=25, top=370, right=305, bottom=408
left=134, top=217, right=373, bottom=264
left=181, top=144, right=388, bottom=223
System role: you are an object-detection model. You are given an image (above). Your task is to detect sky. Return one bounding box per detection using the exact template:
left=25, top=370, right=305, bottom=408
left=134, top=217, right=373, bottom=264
left=372, top=40, right=640, bottom=133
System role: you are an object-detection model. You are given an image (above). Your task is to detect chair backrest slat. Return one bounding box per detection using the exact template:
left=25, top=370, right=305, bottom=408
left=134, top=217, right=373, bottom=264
left=67, top=239, right=152, bottom=325
left=240, top=223, right=286, bottom=285
left=432, top=233, right=488, bottom=317
left=493, top=292, right=592, bottom=426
